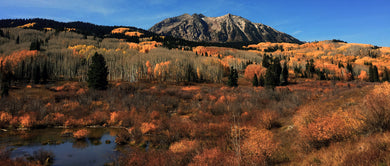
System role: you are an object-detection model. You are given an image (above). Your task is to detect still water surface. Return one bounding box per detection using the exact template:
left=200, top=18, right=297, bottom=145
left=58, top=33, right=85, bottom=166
left=0, top=128, right=127, bottom=166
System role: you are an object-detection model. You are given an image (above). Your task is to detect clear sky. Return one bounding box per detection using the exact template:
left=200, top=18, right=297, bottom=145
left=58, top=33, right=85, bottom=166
left=1, top=0, right=389, bottom=46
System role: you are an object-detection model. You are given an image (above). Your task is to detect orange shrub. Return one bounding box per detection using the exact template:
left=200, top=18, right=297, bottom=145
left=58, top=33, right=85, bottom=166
left=140, top=122, right=157, bottom=134
left=257, top=110, right=280, bottom=129
left=109, top=111, right=121, bottom=126
left=241, top=128, right=279, bottom=165
left=19, top=113, right=36, bottom=128
left=150, top=111, right=160, bottom=120
left=189, top=148, right=236, bottom=166
left=88, top=111, right=109, bottom=125
left=42, top=112, right=65, bottom=126
left=169, top=139, right=199, bottom=153
left=64, top=118, right=84, bottom=128
left=0, top=111, right=12, bottom=128
left=298, top=109, right=364, bottom=148
left=73, top=129, right=88, bottom=140
left=62, top=100, right=80, bottom=112
left=108, top=110, right=136, bottom=127
left=364, top=82, right=390, bottom=131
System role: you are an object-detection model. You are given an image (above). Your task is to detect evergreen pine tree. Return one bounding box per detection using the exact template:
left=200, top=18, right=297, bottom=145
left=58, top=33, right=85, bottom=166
left=346, top=63, right=354, bottom=80
left=383, top=67, right=390, bottom=82
left=30, top=40, right=41, bottom=51
left=282, top=62, right=289, bottom=85
left=42, top=63, right=49, bottom=84
left=33, top=65, right=41, bottom=84
left=373, top=65, right=379, bottom=82
left=346, top=63, right=353, bottom=74
left=259, top=74, right=265, bottom=87
left=272, top=58, right=282, bottom=86
left=262, top=54, right=270, bottom=68
left=87, top=52, right=109, bottom=90
left=185, top=63, right=197, bottom=83
left=264, top=68, right=275, bottom=89
left=369, top=65, right=374, bottom=82
left=252, top=74, right=259, bottom=87
left=227, top=67, right=238, bottom=87
left=16, top=36, right=20, bottom=44
left=1, top=62, right=13, bottom=97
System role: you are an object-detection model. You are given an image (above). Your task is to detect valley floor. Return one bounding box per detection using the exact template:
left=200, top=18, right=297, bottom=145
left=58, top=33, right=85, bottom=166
left=1, top=79, right=389, bottom=165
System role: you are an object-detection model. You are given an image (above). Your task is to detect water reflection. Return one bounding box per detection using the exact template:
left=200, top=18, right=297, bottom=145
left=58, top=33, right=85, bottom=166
left=0, top=128, right=127, bottom=166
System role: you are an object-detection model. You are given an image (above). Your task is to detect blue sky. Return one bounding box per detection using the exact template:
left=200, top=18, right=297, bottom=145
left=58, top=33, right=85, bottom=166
left=1, top=0, right=389, bottom=46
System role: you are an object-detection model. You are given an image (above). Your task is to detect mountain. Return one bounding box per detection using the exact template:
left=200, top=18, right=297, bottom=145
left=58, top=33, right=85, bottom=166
left=149, top=13, right=302, bottom=44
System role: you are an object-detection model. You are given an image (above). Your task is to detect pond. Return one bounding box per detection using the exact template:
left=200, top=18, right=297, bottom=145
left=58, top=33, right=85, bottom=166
left=0, top=128, right=128, bottom=166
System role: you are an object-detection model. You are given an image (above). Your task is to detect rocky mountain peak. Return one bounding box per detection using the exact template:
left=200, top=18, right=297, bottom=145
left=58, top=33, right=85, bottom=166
left=149, top=13, right=302, bottom=44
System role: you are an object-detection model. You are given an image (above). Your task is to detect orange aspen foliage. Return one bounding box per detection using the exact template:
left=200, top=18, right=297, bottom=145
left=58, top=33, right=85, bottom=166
left=145, top=61, right=153, bottom=79
left=0, top=50, right=38, bottom=68
left=244, top=64, right=266, bottom=80
left=358, top=71, right=369, bottom=81
left=154, top=61, right=171, bottom=80
left=111, top=27, right=130, bottom=34
left=17, top=22, right=36, bottom=28
left=125, top=31, right=143, bottom=37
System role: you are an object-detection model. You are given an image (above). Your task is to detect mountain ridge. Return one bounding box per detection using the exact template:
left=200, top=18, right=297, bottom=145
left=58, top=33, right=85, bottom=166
left=149, top=13, right=302, bottom=44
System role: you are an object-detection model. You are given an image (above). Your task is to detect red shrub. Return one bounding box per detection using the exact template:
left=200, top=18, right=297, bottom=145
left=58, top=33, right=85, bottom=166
left=189, top=148, right=237, bottom=166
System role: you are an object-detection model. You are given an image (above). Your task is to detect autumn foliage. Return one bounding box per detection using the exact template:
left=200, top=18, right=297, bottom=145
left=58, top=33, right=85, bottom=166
left=363, top=82, right=390, bottom=131
left=73, top=129, right=88, bottom=140
left=241, top=128, right=279, bottom=165
left=244, top=64, right=266, bottom=80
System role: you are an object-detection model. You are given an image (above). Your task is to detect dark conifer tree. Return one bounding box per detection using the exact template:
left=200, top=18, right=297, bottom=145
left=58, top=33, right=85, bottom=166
left=369, top=65, right=380, bottom=82
left=346, top=63, right=353, bottom=74
left=1, top=62, right=13, bottom=97
left=227, top=67, right=238, bottom=87
left=33, top=65, right=41, bottom=84
left=282, top=62, right=289, bottom=85
left=265, top=68, right=275, bottom=89
left=259, top=74, right=265, bottom=87
left=16, top=36, right=20, bottom=44
left=272, top=58, right=282, bottom=86
left=41, top=62, right=49, bottom=84
left=373, top=65, right=379, bottom=82
left=5, top=31, right=10, bottom=39
left=185, top=63, right=197, bottom=83
left=87, top=52, right=109, bottom=90
left=383, top=67, right=390, bottom=82
left=262, top=54, right=270, bottom=68
left=252, top=74, right=259, bottom=87
left=369, top=65, right=374, bottom=82
left=30, top=40, right=41, bottom=51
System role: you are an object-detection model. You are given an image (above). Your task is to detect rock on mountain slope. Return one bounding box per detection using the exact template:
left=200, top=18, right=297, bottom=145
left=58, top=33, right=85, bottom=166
left=149, top=13, right=302, bottom=44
